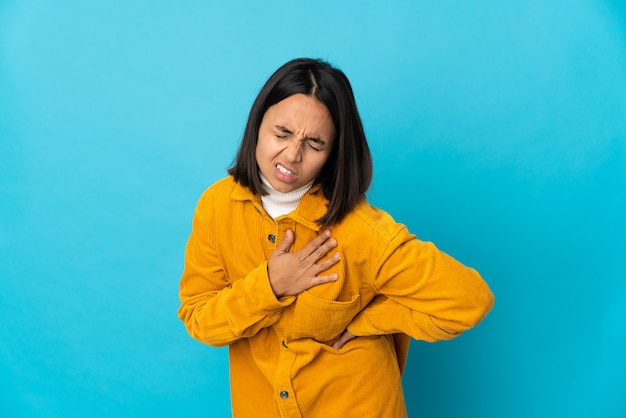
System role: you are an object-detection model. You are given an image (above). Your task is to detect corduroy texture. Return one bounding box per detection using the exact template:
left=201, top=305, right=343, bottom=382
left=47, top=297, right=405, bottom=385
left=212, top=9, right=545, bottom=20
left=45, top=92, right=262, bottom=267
left=178, top=176, right=494, bottom=417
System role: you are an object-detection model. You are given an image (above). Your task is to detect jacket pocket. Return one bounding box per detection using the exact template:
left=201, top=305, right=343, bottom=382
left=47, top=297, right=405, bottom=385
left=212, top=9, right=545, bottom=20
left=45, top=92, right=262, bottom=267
left=286, top=292, right=361, bottom=342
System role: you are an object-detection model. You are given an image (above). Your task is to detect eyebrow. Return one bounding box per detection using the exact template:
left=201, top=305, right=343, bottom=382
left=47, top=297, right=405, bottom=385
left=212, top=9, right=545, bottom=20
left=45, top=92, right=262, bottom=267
left=274, top=125, right=326, bottom=145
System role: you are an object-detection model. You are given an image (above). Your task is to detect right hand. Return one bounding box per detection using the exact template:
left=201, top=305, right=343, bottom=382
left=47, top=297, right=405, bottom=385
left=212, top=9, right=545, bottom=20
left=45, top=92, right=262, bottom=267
left=268, top=229, right=340, bottom=298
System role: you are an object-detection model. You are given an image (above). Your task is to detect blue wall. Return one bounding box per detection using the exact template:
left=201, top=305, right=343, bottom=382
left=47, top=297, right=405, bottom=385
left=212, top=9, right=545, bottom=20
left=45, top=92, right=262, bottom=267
left=1, top=1, right=625, bottom=417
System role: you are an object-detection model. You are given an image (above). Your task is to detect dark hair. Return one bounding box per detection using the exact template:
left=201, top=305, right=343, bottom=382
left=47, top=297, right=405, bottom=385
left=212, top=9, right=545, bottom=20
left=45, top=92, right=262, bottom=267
left=228, top=58, right=372, bottom=227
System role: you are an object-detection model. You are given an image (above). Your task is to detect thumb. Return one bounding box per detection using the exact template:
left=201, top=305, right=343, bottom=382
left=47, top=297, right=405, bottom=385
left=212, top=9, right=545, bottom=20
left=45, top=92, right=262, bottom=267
left=275, top=229, right=294, bottom=253
left=332, top=329, right=356, bottom=350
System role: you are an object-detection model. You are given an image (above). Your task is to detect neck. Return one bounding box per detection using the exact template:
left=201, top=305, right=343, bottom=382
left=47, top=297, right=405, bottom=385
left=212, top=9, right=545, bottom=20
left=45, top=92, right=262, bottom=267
left=260, top=173, right=313, bottom=219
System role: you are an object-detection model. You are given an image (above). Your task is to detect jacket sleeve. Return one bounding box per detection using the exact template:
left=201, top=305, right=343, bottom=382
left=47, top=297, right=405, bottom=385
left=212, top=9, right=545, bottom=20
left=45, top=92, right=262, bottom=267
left=347, top=227, right=494, bottom=342
left=177, top=194, right=295, bottom=347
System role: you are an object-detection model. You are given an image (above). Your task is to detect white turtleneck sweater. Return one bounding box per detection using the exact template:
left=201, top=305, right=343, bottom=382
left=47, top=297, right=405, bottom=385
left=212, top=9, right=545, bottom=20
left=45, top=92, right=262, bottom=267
left=260, top=173, right=313, bottom=219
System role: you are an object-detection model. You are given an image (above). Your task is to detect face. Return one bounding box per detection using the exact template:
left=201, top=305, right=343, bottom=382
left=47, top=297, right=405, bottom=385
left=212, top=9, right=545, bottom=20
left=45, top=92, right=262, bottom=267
left=256, top=94, right=336, bottom=193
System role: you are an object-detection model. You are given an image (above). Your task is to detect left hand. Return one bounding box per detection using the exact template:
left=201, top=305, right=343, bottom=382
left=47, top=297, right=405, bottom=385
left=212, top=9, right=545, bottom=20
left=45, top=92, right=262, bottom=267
left=332, top=329, right=356, bottom=350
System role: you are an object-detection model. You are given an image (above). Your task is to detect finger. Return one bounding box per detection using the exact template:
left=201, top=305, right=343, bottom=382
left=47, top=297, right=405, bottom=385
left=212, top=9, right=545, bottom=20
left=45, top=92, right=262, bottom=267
left=299, top=230, right=333, bottom=258
left=302, top=238, right=338, bottom=266
left=332, top=341, right=343, bottom=350
left=313, top=239, right=338, bottom=260
left=274, top=229, right=294, bottom=254
left=308, top=272, right=339, bottom=289
left=332, top=330, right=355, bottom=350
left=313, top=252, right=341, bottom=274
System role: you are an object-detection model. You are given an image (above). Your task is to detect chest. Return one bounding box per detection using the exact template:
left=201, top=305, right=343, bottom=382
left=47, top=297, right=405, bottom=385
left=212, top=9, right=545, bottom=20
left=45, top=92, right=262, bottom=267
left=216, top=201, right=377, bottom=302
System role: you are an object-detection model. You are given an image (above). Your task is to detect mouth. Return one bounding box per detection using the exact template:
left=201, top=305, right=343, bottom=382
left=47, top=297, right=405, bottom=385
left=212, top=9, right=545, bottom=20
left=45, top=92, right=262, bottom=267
left=276, top=163, right=296, bottom=177
left=274, top=163, right=298, bottom=184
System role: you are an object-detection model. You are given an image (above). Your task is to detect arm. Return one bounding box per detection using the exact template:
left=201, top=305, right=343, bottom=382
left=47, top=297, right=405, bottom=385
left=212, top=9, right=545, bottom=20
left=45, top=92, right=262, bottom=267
left=177, top=200, right=294, bottom=347
left=178, top=193, right=341, bottom=347
left=347, top=228, right=494, bottom=342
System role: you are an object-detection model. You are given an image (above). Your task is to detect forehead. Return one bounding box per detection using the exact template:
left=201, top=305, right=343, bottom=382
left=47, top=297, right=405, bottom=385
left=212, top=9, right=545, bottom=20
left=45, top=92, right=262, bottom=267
left=263, top=94, right=335, bottom=138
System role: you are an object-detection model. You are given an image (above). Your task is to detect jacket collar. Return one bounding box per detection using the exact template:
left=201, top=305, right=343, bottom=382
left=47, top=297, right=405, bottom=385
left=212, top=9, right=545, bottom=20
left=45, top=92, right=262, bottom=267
left=230, top=177, right=327, bottom=231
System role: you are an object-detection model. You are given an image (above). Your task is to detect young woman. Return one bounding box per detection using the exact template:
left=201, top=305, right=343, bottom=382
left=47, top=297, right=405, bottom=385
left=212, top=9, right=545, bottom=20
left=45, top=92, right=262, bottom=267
left=178, top=58, right=494, bottom=417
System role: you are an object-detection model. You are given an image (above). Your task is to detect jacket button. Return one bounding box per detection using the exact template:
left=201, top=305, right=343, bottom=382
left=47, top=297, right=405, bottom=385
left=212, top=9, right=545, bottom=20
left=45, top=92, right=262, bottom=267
left=280, top=390, right=289, bottom=399
left=268, top=234, right=276, bottom=243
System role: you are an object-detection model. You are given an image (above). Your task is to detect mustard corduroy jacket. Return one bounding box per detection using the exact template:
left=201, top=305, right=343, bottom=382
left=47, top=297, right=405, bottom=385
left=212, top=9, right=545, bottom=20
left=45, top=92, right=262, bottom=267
left=178, top=176, right=494, bottom=417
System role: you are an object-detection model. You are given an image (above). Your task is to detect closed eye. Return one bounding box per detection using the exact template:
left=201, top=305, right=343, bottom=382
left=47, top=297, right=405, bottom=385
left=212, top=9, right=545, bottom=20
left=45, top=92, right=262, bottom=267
left=274, top=125, right=292, bottom=139
left=308, top=141, right=321, bottom=151
left=307, top=137, right=325, bottom=151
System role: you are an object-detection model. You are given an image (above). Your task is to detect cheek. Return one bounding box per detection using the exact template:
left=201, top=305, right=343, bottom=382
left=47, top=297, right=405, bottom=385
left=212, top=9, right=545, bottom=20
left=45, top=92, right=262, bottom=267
left=255, top=137, right=271, bottom=162
left=311, top=153, right=331, bottom=173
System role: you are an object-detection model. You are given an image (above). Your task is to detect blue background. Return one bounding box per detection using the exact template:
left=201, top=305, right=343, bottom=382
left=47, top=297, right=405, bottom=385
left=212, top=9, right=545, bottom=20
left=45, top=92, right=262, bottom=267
left=1, top=1, right=625, bottom=417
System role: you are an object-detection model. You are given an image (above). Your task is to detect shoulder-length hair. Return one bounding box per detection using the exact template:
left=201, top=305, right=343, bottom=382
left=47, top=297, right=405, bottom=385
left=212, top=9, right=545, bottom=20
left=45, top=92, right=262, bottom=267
left=228, top=58, right=372, bottom=227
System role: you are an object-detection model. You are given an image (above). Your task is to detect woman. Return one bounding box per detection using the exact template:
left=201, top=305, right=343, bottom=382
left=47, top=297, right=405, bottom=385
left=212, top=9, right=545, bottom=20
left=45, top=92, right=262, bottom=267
left=178, top=58, right=494, bottom=417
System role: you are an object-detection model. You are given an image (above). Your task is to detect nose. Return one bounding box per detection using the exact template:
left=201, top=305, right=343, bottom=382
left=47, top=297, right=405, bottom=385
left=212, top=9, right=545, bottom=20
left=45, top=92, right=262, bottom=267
left=283, top=139, right=303, bottom=163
